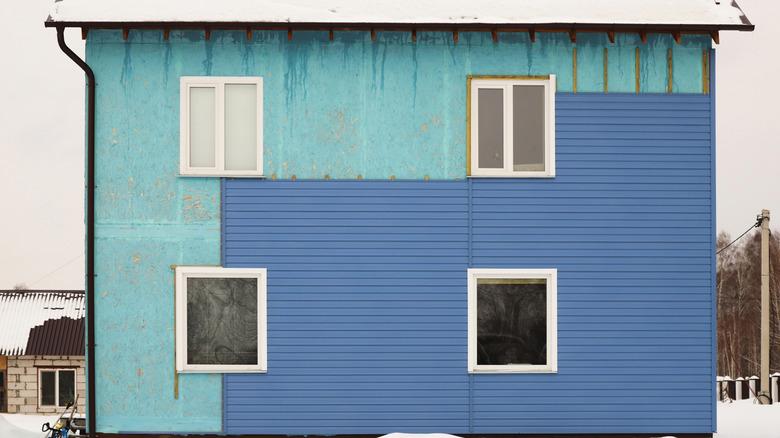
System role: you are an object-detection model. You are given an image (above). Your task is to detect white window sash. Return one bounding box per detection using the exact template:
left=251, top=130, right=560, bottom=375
left=180, top=77, right=264, bottom=177
left=467, top=268, right=558, bottom=374
left=470, top=76, right=556, bottom=178
left=174, top=266, right=268, bottom=373
left=38, top=368, right=76, bottom=407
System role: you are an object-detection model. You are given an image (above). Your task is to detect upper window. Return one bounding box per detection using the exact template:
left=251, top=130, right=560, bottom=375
left=180, top=77, right=263, bottom=177
left=468, top=268, right=557, bottom=373
left=175, top=266, right=267, bottom=373
left=38, top=368, right=76, bottom=407
left=469, top=76, right=555, bottom=177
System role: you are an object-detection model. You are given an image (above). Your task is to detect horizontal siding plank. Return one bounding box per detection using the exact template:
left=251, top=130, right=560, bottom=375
left=226, top=404, right=467, bottom=414
left=557, top=124, right=710, bottom=133
left=556, top=115, right=710, bottom=126
left=474, top=409, right=711, bottom=420
left=555, top=92, right=709, bottom=104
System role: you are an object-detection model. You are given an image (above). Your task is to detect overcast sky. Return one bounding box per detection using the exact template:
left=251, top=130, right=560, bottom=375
left=0, top=0, right=777, bottom=290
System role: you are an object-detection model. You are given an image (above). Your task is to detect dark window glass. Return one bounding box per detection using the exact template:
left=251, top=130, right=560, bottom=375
left=0, top=370, right=6, bottom=412
left=58, top=370, right=75, bottom=407
left=477, top=279, right=547, bottom=366
left=40, top=371, right=56, bottom=406
left=187, top=277, right=259, bottom=365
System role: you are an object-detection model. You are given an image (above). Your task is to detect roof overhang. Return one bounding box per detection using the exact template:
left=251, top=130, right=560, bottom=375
left=45, top=0, right=754, bottom=43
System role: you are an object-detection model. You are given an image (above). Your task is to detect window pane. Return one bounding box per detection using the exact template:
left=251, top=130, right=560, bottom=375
left=189, top=87, right=216, bottom=168
left=477, top=278, right=547, bottom=366
left=224, top=84, right=258, bottom=171
left=477, top=88, right=504, bottom=169
left=512, top=85, right=546, bottom=171
left=58, top=370, right=75, bottom=407
left=187, top=277, right=259, bottom=365
left=40, top=371, right=55, bottom=406
left=0, top=370, right=6, bottom=412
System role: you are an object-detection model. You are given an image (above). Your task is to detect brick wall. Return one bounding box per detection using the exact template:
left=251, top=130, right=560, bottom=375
left=5, top=355, right=86, bottom=414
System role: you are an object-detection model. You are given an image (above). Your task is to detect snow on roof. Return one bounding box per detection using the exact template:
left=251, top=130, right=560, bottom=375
left=0, top=290, right=85, bottom=356
left=47, top=0, right=752, bottom=30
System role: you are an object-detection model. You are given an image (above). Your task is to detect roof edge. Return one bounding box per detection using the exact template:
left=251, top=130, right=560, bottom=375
left=44, top=20, right=755, bottom=33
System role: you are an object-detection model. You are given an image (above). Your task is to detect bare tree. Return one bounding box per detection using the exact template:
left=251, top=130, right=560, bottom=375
left=717, top=229, right=780, bottom=378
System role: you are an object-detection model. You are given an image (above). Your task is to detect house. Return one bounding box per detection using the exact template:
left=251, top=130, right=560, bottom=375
left=45, top=0, right=753, bottom=436
left=0, top=290, right=85, bottom=415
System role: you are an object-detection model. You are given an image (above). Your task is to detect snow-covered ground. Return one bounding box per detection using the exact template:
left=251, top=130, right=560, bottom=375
left=0, top=413, right=60, bottom=438
left=715, top=399, right=780, bottom=438
left=2, top=401, right=778, bottom=438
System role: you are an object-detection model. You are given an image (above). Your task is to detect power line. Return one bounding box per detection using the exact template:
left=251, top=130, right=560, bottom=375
left=717, top=223, right=760, bottom=255
left=27, top=252, right=85, bottom=288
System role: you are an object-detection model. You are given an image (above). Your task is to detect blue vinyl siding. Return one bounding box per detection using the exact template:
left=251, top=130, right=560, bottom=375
left=224, top=180, right=471, bottom=434
left=223, top=93, right=714, bottom=435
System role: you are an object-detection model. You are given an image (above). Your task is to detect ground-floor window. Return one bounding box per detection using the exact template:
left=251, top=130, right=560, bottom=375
left=468, top=268, right=558, bottom=373
left=175, top=266, right=268, bottom=373
left=38, top=368, right=76, bottom=407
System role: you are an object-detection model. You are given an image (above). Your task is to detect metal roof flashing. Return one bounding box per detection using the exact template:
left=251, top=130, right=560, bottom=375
left=44, top=0, right=754, bottom=34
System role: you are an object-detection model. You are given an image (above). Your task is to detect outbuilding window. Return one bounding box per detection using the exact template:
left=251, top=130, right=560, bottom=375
left=469, top=76, right=555, bottom=177
left=38, top=368, right=76, bottom=407
left=180, top=77, right=263, bottom=177
left=175, top=266, right=267, bottom=373
left=0, top=369, right=6, bottom=412
left=468, top=269, right=557, bottom=373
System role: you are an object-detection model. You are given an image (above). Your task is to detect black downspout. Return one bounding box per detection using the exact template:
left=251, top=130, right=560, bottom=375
left=56, top=27, right=97, bottom=438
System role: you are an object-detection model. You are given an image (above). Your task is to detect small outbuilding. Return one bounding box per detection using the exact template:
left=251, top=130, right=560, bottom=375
left=0, top=290, right=85, bottom=414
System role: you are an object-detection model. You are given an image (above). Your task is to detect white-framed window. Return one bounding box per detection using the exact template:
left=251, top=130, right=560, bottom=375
left=469, top=76, right=555, bottom=177
left=38, top=368, right=76, bottom=407
left=180, top=77, right=263, bottom=177
left=468, top=268, right=557, bottom=373
left=175, top=266, right=267, bottom=373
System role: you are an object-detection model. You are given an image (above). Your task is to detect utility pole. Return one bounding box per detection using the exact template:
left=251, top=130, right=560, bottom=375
left=759, top=209, right=771, bottom=404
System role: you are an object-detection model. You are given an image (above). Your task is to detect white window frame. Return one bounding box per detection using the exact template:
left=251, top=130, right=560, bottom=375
left=469, top=76, right=555, bottom=178
left=38, top=368, right=76, bottom=407
left=467, top=268, right=558, bottom=373
left=180, top=77, right=264, bottom=177
left=175, top=266, right=268, bottom=373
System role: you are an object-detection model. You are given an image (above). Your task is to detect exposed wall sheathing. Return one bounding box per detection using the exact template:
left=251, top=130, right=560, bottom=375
left=87, top=29, right=710, bottom=182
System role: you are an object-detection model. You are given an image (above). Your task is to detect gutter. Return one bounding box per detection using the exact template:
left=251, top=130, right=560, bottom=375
left=55, top=26, right=97, bottom=438
left=43, top=21, right=752, bottom=48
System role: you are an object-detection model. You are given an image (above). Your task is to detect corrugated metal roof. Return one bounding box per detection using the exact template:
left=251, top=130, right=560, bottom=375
left=26, top=316, right=85, bottom=356
left=0, top=291, right=85, bottom=356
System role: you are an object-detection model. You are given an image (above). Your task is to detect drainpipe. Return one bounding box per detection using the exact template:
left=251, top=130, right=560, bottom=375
left=55, top=26, right=97, bottom=438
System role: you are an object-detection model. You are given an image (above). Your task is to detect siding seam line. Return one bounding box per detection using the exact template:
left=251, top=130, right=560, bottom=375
left=221, top=177, right=227, bottom=433
left=468, top=177, right=474, bottom=433
left=468, top=178, right=473, bottom=268
left=708, top=49, right=717, bottom=434
left=221, top=177, right=226, bottom=267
